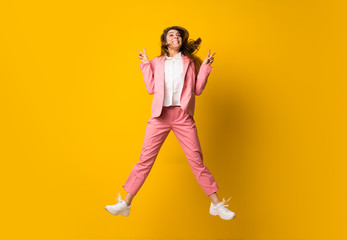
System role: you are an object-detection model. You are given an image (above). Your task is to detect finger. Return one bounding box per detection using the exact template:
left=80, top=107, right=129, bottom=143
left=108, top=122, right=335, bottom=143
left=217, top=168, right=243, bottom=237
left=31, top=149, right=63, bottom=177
left=206, top=49, right=211, bottom=57
left=143, top=47, right=147, bottom=55
left=210, top=52, right=216, bottom=58
left=138, top=50, right=143, bottom=55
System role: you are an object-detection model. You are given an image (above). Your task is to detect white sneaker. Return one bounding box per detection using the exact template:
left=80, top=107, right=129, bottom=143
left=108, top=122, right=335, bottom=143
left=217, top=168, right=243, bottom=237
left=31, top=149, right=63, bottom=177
left=105, top=193, right=131, bottom=216
left=209, top=196, right=236, bottom=220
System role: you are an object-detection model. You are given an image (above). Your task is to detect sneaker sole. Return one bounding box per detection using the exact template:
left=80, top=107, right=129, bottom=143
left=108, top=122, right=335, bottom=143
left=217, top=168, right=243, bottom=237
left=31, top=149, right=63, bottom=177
left=105, top=207, right=130, bottom=216
left=210, top=210, right=236, bottom=220
left=105, top=207, right=119, bottom=215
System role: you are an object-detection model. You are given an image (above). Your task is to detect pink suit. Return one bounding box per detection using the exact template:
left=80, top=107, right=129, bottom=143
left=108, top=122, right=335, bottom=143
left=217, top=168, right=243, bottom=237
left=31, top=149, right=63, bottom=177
left=122, top=53, right=219, bottom=196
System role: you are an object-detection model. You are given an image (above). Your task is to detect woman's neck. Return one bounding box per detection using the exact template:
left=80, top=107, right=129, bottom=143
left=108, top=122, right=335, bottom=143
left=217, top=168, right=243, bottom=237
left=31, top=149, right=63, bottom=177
left=167, top=48, right=180, bottom=57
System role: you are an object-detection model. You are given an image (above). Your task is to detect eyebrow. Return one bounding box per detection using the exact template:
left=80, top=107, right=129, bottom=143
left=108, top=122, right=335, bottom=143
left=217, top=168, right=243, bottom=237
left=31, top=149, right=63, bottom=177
left=168, top=32, right=181, bottom=34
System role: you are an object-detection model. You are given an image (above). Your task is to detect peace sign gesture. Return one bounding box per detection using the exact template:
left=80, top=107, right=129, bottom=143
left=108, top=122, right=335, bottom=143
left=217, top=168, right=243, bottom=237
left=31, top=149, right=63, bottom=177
left=138, top=47, right=150, bottom=64
left=202, top=49, right=216, bottom=66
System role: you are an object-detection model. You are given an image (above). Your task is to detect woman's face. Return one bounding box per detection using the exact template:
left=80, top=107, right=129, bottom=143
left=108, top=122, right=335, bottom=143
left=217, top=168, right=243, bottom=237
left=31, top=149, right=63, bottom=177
left=166, top=29, right=182, bottom=50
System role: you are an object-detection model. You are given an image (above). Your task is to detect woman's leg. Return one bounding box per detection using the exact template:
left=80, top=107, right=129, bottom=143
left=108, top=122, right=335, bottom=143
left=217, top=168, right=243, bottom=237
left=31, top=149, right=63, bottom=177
left=122, top=115, right=171, bottom=198
left=171, top=108, right=220, bottom=196
left=208, top=192, right=221, bottom=204
left=124, top=192, right=135, bottom=206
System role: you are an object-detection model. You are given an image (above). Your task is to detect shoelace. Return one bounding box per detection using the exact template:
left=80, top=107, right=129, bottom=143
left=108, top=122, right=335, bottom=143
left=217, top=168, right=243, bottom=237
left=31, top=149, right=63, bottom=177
left=116, top=192, right=123, bottom=203
left=218, top=197, right=232, bottom=212
left=116, top=192, right=130, bottom=207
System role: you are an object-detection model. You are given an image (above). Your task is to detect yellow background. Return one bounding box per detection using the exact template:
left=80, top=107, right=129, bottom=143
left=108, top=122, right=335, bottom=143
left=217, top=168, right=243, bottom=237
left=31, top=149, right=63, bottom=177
left=1, top=0, right=346, bottom=240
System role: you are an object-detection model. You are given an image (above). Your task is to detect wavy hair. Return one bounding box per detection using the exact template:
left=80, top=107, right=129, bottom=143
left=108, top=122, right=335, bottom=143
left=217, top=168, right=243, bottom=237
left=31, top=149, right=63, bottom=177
left=159, top=26, right=203, bottom=76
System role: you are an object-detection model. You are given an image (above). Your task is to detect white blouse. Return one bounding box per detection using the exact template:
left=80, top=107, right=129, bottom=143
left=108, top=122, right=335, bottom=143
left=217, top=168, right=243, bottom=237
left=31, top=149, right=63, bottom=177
left=163, top=51, right=184, bottom=107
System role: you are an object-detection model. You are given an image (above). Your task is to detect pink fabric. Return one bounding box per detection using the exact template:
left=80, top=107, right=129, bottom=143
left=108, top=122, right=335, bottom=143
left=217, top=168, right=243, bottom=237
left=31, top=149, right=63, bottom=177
left=123, top=106, right=219, bottom=196
left=139, top=54, right=213, bottom=118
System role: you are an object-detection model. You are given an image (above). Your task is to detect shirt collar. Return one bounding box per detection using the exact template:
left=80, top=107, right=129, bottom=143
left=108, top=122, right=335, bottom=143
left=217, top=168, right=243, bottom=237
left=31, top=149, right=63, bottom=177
left=165, top=51, right=182, bottom=60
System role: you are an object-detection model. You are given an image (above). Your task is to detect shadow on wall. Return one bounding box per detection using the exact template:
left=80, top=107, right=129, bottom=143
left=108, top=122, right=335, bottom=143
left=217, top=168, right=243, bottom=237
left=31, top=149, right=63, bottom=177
left=199, top=76, right=260, bottom=193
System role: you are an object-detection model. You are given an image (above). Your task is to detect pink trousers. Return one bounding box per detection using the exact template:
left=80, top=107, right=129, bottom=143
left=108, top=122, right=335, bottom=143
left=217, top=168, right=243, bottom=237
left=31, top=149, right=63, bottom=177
left=122, top=106, right=219, bottom=196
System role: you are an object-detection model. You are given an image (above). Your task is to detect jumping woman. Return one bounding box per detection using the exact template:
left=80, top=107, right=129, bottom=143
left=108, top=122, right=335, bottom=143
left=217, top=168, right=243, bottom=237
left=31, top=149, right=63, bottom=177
left=105, top=26, right=236, bottom=220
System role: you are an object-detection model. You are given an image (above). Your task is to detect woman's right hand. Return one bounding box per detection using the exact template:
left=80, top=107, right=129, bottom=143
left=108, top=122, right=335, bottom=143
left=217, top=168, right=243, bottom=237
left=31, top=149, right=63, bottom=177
left=138, top=47, right=150, bottom=64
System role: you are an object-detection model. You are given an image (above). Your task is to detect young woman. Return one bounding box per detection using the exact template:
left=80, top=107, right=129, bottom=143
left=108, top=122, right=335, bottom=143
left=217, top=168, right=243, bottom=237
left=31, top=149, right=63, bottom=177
left=105, top=26, right=236, bottom=220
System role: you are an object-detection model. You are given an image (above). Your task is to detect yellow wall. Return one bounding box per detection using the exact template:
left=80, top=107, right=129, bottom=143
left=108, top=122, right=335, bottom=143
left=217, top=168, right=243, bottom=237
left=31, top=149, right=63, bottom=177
left=1, top=0, right=346, bottom=240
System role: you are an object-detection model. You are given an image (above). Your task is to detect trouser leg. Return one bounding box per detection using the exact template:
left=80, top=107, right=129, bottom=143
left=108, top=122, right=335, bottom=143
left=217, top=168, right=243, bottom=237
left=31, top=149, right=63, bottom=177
left=123, top=116, right=171, bottom=196
left=172, top=110, right=219, bottom=196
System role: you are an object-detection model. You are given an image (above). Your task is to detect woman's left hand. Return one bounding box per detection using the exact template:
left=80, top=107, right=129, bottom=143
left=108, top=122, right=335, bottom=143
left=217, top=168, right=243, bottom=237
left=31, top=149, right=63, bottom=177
left=202, top=49, right=216, bottom=66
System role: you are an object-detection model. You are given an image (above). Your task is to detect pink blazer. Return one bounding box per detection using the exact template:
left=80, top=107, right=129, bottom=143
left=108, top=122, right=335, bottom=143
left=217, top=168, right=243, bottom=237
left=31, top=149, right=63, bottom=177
left=139, top=53, right=213, bottom=118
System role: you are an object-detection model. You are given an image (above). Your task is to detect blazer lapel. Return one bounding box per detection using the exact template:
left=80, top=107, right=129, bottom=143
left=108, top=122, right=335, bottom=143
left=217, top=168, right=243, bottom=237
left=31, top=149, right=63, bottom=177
left=182, top=54, right=191, bottom=81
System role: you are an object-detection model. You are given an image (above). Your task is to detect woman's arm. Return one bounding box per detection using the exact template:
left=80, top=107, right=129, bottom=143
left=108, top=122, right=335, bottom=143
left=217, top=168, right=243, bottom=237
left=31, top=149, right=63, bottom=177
left=195, top=63, right=212, bottom=96
left=138, top=48, right=154, bottom=95
left=195, top=50, right=215, bottom=95
left=139, top=60, right=155, bottom=95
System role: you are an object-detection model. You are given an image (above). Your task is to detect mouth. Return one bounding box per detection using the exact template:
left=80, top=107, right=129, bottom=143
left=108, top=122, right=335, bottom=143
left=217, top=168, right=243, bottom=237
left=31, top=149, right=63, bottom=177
left=172, top=40, right=179, bottom=44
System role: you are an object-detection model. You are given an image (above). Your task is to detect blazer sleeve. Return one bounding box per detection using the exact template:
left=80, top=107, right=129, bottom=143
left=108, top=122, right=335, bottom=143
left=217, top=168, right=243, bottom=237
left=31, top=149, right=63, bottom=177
left=195, top=63, right=213, bottom=96
left=139, top=59, right=155, bottom=95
